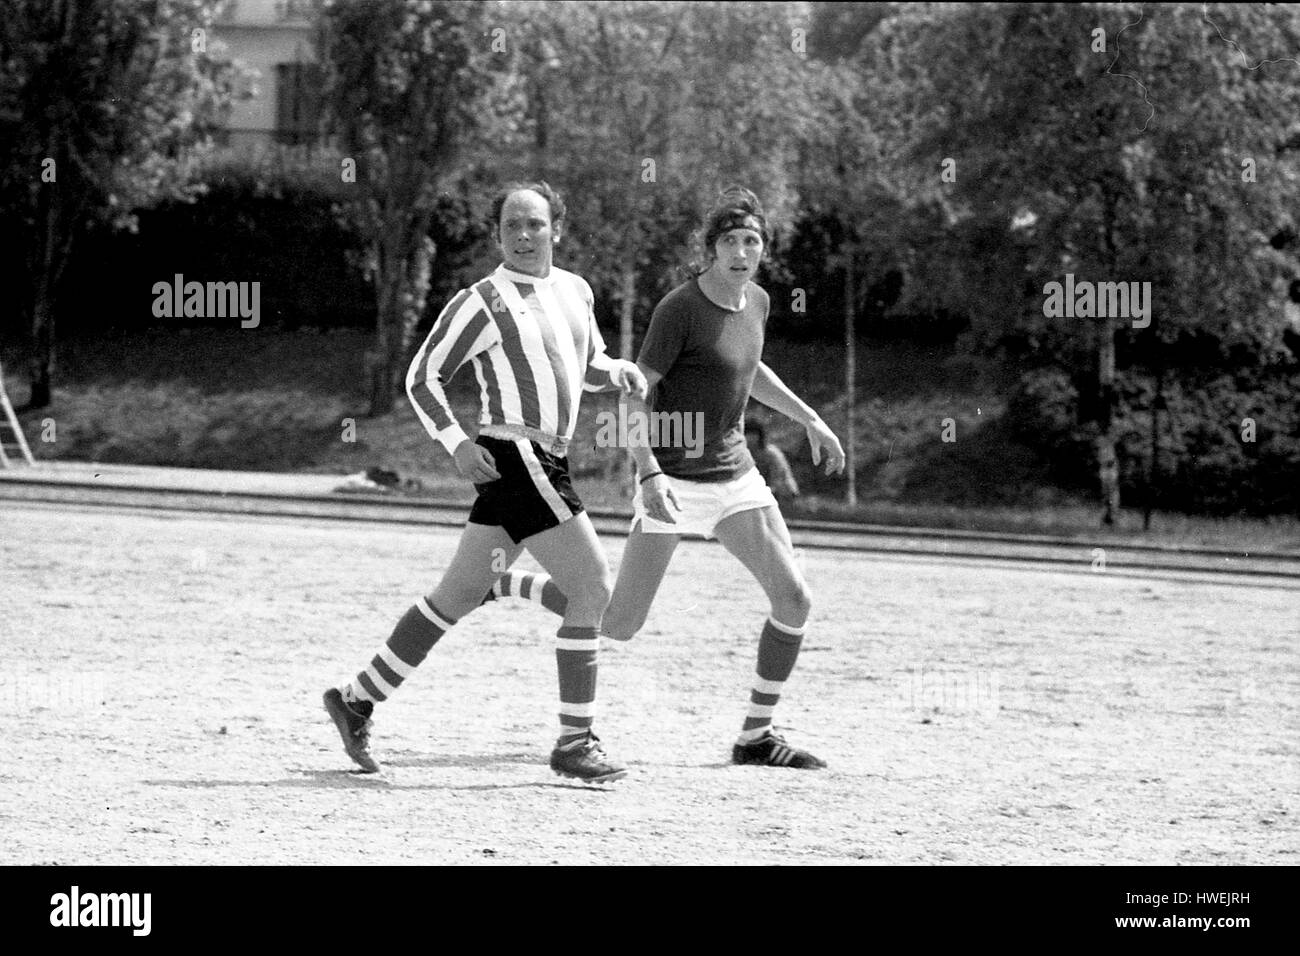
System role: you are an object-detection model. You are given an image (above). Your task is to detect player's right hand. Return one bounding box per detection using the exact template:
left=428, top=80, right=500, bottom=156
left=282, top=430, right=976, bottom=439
left=642, top=473, right=681, bottom=524
left=613, top=360, right=648, bottom=401
left=454, top=440, right=500, bottom=484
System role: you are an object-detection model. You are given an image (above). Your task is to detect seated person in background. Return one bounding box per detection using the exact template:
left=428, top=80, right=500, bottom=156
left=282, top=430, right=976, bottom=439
left=745, top=419, right=799, bottom=511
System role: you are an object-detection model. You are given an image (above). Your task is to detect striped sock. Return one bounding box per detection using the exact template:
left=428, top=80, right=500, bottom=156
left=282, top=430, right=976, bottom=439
left=493, top=571, right=567, bottom=616
left=343, top=596, right=457, bottom=704
left=738, top=617, right=806, bottom=744
left=555, top=625, right=598, bottom=744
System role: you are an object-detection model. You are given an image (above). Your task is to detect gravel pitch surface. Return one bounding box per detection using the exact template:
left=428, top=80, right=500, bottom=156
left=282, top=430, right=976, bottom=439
left=3, top=501, right=1296, bottom=865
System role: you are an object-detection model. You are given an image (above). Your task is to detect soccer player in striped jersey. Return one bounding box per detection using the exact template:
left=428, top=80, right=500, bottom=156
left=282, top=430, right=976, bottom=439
left=485, top=186, right=846, bottom=769
left=323, top=182, right=647, bottom=783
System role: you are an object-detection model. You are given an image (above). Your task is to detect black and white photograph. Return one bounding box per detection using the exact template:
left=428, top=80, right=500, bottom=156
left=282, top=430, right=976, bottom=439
left=0, top=0, right=1295, bottom=907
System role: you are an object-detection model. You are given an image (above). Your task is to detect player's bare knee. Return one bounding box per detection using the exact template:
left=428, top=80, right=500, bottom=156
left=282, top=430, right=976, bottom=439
left=566, top=572, right=612, bottom=617
left=432, top=585, right=491, bottom=619
left=601, top=608, right=644, bottom=641
left=772, top=580, right=811, bottom=627
left=589, top=572, right=614, bottom=610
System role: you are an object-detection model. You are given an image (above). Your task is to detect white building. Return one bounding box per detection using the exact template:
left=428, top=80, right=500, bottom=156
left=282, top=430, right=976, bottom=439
left=212, top=0, right=322, bottom=154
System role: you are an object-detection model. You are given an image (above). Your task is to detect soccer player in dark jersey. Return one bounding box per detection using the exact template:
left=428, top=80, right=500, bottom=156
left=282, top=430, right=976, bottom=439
left=322, top=182, right=647, bottom=782
left=488, top=186, right=846, bottom=768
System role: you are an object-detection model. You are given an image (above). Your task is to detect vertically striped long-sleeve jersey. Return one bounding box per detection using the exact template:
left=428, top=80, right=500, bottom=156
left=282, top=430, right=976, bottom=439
left=406, top=263, right=620, bottom=456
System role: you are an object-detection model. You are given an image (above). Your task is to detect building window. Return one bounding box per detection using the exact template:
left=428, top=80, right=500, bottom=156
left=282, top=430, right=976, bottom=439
left=275, top=0, right=315, bottom=21
left=275, top=62, right=324, bottom=146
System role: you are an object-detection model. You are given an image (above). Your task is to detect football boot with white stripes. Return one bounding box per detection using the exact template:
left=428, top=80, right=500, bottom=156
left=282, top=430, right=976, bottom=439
left=732, top=729, right=826, bottom=769
left=323, top=688, right=380, bottom=773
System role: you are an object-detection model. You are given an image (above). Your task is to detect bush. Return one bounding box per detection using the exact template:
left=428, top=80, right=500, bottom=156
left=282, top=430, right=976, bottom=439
left=1010, top=365, right=1300, bottom=515
left=56, top=148, right=488, bottom=338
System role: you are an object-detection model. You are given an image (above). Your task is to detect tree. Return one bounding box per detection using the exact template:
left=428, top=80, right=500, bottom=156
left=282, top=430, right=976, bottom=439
left=0, top=0, right=239, bottom=409
left=797, top=54, right=905, bottom=506
left=511, top=1, right=826, bottom=358
left=316, top=0, right=508, bottom=414
left=492, top=2, right=828, bottom=485
left=853, top=3, right=1300, bottom=523
left=797, top=2, right=934, bottom=506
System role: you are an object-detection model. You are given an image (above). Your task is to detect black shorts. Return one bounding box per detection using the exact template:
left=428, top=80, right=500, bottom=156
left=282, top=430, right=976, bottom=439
left=467, top=435, right=584, bottom=543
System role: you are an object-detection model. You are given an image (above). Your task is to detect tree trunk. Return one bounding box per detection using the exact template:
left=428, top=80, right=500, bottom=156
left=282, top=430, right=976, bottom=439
left=23, top=3, right=79, bottom=412
left=534, top=67, right=549, bottom=178
left=370, top=280, right=417, bottom=416
left=368, top=340, right=394, bottom=415
left=1098, top=191, right=1122, bottom=527
left=369, top=236, right=398, bottom=415
left=370, top=230, right=435, bottom=416
left=618, top=259, right=636, bottom=360
left=843, top=257, right=857, bottom=507
left=27, top=144, right=65, bottom=411
left=1144, top=360, right=1164, bottom=532
left=28, top=296, right=54, bottom=410
left=613, top=258, right=638, bottom=485
left=1095, top=316, right=1120, bottom=526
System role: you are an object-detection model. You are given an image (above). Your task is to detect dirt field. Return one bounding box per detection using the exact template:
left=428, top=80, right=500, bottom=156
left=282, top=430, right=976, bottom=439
left=2, top=500, right=1296, bottom=865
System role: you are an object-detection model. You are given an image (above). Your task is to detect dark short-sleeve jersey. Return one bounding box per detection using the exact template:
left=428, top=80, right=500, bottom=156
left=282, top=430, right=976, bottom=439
left=637, top=278, right=768, bottom=481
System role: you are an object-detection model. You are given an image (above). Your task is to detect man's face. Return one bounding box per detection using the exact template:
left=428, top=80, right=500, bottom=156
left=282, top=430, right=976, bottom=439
left=711, top=227, right=764, bottom=283
left=498, top=190, right=560, bottom=277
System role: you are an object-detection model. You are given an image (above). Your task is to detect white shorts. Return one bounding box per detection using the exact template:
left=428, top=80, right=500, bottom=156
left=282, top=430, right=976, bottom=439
left=631, top=465, right=778, bottom=539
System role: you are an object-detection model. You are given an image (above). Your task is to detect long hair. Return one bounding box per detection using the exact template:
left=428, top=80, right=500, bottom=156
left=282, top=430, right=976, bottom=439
left=687, top=185, right=772, bottom=276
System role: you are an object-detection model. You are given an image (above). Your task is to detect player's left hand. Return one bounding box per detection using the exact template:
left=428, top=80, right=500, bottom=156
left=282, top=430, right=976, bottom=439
left=613, top=360, right=648, bottom=401
left=806, top=416, right=846, bottom=476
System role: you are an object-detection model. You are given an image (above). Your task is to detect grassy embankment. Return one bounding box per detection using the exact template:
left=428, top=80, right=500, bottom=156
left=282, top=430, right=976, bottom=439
left=8, top=327, right=1298, bottom=553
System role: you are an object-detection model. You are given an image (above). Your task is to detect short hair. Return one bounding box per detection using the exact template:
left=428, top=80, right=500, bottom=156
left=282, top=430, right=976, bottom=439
left=490, top=181, right=566, bottom=232
left=691, top=185, right=771, bottom=274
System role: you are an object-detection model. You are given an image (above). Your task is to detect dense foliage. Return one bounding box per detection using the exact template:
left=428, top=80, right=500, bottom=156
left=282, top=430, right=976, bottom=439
left=3, top=1, right=1298, bottom=515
